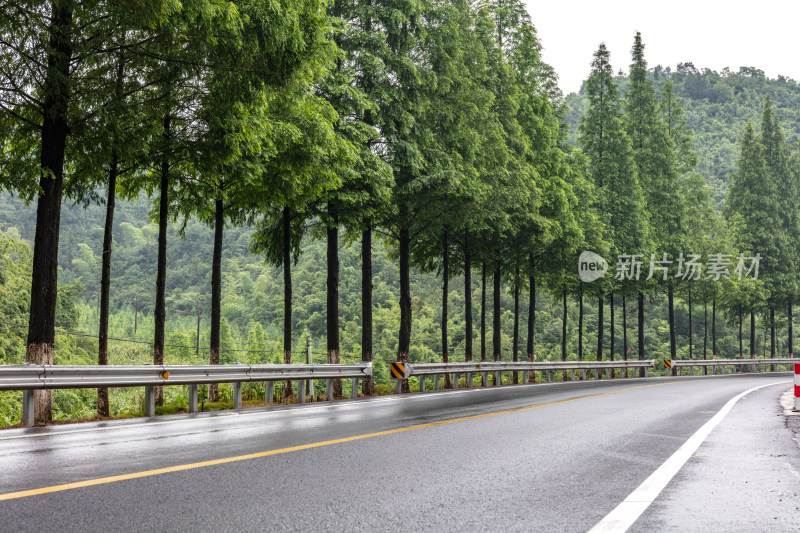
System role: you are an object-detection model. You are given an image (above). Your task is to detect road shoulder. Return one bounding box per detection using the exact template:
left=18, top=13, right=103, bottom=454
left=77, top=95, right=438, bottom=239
left=631, top=384, right=800, bottom=532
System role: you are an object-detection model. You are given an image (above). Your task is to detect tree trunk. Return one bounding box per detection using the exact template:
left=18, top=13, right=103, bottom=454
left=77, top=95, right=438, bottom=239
left=609, top=292, right=615, bottom=378
left=578, top=287, right=584, bottom=363
left=770, top=306, right=776, bottom=370
left=326, top=206, right=342, bottom=397
left=97, top=51, right=126, bottom=418
left=737, top=304, right=742, bottom=358
left=492, top=261, right=501, bottom=385
left=527, top=272, right=535, bottom=382
left=481, top=262, right=487, bottom=362
left=712, top=299, right=717, bottom=358
left=638, top=291, right=645, bottom=377
left=703, top=301, right=708, bottom=374
left=622, top=295, right=628, bottom=378
left=442, top=228, right=450, bottom=389
left=208, top=198, right=223, bottom=402
left=153, top=112, right=170, bottom=407
left=397, top=219, right=411, bottom=393
left=789, top=301, right=794, bottom=358
left=561, top=283, right=568, bottom=381
left=597, top=295, right=604, bottom=379
left=464, top=229, right=472, bottom=362
left=195, top=311, right=200, bottom=358
left=26, top=2, right=74, bottom=424
left=283, top=207, right=293, bottom=398
left=97, top=145, right=117, bottom=418
left=668, top=282, right=676, bottom=376
left=512, top=267, right=519, bottom=384
left=688, top=286, right=693, bottom=360
left=361, top=223, right=374, bottom=396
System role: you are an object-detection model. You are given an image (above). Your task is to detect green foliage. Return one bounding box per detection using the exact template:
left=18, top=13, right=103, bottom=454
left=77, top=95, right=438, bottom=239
left=0, top=227, right=30, bottom=362
left=580, top=42, right=646, bottom=284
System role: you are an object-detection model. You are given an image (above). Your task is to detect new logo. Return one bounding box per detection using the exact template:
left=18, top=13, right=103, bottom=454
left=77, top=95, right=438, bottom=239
left=578, top=251, right=608, bottom=282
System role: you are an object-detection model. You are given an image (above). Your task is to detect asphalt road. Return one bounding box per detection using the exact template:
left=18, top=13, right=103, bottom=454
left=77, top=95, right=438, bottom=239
left=0, top=374, right=797, bottom=532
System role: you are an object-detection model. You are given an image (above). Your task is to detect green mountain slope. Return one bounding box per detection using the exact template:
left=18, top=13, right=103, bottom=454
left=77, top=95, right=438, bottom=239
left=566, top=64, right=800, bottom=205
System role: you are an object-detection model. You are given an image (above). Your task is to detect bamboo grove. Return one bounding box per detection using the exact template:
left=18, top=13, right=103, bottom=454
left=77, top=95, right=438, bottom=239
left=1, top=1, right=799, bottom=424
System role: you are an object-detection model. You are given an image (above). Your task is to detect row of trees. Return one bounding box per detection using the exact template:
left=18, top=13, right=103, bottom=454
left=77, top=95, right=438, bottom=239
left=2, top=2, right=798, bottom=424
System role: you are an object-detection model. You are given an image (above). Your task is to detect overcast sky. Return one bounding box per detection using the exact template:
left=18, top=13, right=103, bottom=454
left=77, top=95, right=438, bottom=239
left=523, top=0, right=800, bottom=95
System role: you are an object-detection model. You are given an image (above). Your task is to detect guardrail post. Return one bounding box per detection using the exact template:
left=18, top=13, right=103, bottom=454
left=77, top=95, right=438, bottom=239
left=570, top=369, right=576, bottom=381
left=466, top=372, right=473, bottom=388
left=419, top=376, right=426, bottom=393
left=605, top=368, right=611, bottom=380
left=581, top=369, right=586, bottom=381
left=482, top=372, right=488, bottom=387
left=144, top=386, right=155, bottom=417
left=326, top=379, right=334, bottom=401
left=546, top=371, right=551, bottom=382
left=434, top=374, right=440, bottom=391
left=22, top=389, right=34, bottom=427
left=678, top=367, right=683, bottom=376
left=395, top=379, right=402, bottom=394
left=794, top=363, right=799, bottom=411
left=265, top=381, right=274, bottom=404
left=299, top=380, right=306, bottom=403
left=352, top=378, right=359, bottom=399
left=453, top=373, right=458, bottom=390
left=233, top=382, right=242, bottom=409
left=644, top=367, right=649, bottom=378
left=495, top=371, right=501, bottom=386
left=188, top=384, right=198, bottom=413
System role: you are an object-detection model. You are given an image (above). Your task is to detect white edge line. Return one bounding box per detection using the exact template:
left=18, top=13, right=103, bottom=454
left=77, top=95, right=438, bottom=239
left=587, top=379, right=791, bottom=533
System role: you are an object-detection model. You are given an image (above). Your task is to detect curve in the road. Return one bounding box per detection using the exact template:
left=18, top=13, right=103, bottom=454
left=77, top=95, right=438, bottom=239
left=0, top=378, right=722, bottom=502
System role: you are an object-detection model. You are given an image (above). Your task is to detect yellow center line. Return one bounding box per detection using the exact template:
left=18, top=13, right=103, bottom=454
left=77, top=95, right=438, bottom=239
left=0, top=378, right=719, bottom=502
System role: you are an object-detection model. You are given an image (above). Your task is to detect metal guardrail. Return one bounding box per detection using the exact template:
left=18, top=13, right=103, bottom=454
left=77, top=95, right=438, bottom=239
left=669, top=358, right=800, bottom=375
left=8, top=356, right=796, bottom=427
left=3, top=362, right=372, bottom=426
left=394, top=360, right=656, bottom=393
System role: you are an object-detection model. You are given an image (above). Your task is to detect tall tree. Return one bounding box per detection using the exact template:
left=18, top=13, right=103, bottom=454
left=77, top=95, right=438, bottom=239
left=625, top=32, right=682, bottom=364
left=759, top=96, right=796, bottom=365
left=580, top=42, right=644, bottom=374
left=725, top=120, right=777, bottom=362
left=251, top=88, right=348, bottom=398
left=0, top=1, right=170, bottom=421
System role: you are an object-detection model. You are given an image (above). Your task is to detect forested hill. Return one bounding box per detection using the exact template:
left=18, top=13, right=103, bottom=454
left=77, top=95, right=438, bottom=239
left=0, top=192, right=478, bottom=373
left=565, top=64, right=800, bottom=205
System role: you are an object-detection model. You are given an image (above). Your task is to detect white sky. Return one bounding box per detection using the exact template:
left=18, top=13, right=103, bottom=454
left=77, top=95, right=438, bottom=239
left=523, top=0, right=800, bottom=94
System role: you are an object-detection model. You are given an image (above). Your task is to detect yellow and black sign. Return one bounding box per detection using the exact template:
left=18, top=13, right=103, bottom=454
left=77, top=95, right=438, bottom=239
left=390, top=362, right=407, bottom=379
left=664, top=359, right=672, bottom=369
